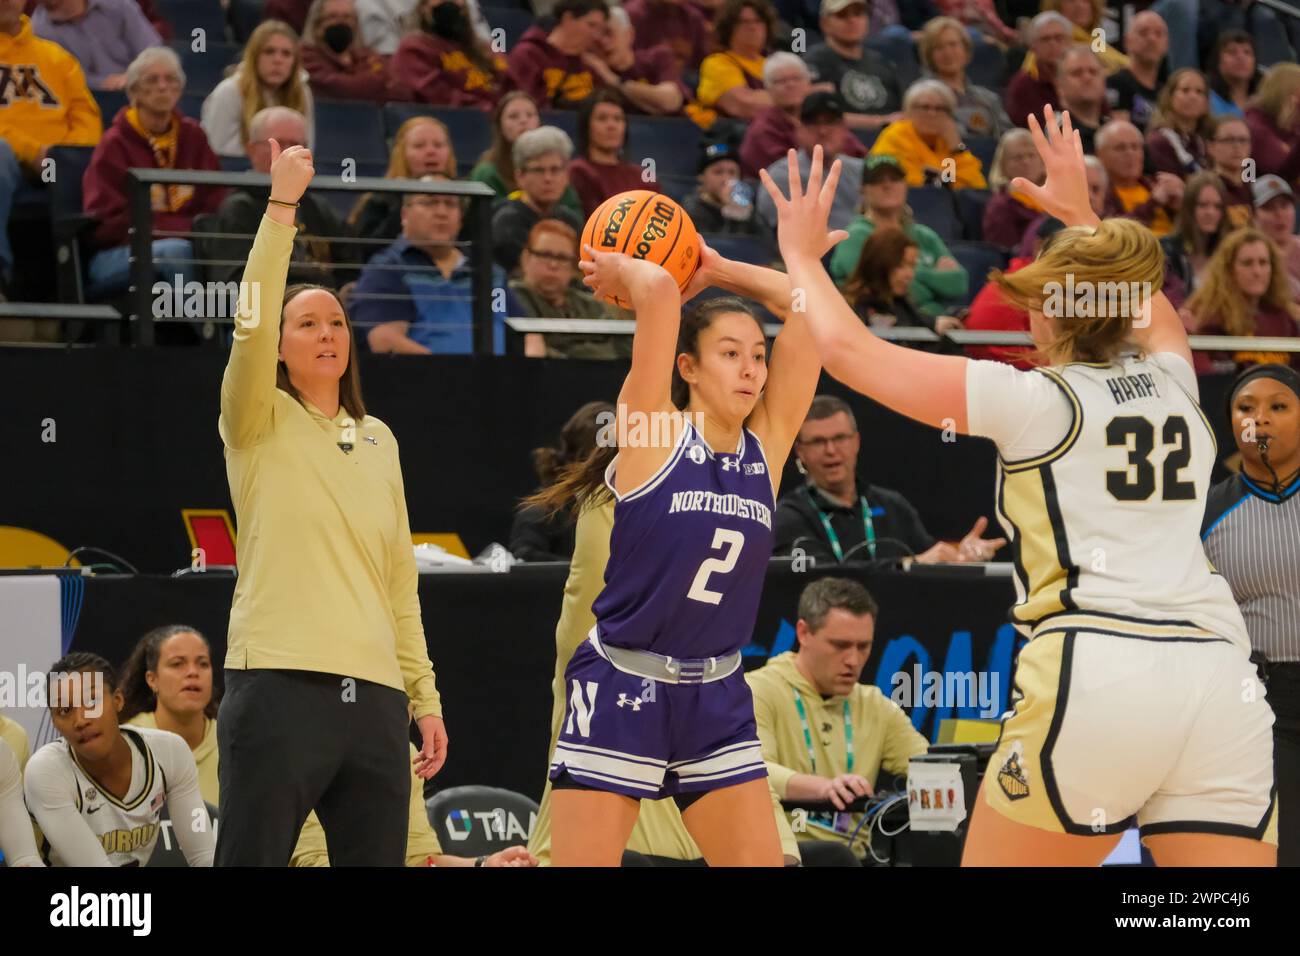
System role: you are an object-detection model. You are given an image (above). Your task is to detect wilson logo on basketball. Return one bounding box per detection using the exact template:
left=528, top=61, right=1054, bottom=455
left=600, top=197, right=638, bottom=248
left=633, top=201, right=677, bottom=258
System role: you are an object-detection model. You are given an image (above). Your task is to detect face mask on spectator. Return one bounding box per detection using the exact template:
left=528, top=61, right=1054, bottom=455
left=427, top=1, right=469, bottom=40
left=322, top=24, right=354, bottom=53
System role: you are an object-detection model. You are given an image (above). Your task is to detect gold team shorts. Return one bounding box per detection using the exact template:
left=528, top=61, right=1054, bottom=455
left=985, top=614, right=1278, bottom=845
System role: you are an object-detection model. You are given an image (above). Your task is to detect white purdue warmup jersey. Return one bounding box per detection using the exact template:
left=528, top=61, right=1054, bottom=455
left=970, top=353, right=1249, bottom=650
left=24, top=726, right=211, bottom=867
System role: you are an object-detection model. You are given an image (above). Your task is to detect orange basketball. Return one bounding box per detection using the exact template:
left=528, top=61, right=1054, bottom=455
left=580, top=190, right=700, bottom=309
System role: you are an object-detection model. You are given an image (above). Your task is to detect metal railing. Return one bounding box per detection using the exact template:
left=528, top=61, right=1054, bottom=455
left=124, top=169, right=496, bottom=349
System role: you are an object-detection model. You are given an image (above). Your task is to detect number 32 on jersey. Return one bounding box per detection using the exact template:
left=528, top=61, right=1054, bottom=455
left=1105, top=415, right=1197, bottom=502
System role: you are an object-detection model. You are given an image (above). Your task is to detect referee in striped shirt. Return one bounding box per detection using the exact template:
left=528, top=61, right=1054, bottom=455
left=1203, top=364, right=1300, bottom=866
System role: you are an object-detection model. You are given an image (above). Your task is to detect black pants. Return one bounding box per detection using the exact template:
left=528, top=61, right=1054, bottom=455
left=1267, top=664, right=1300, bottom=867
left=215, top=668, right=410, bottom=867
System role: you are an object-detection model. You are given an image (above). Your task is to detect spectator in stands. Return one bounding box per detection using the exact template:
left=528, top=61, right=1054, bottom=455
left=1095, top=119, right=1181, bottom=237
left=568, top=89, right=660, bottom=216
left=1206, top=30, right=1259, bottom=118
left=830, top=154, right=967, bottom=313
left=1201, top=0, right=1294, bottom=70
left=300, top=0, right=398, bottom=102
left=393, top=0, right=510, bottom=108
left=739, top=54, right=867, bottom=179
left=266, top=0, right=315, bottom=33
left=1245, top=64, right=1300, bottom=187
left=918, top=16, right=1012, bottom=142
left=357, top=0, right=491, bottom=55
left=204, top=107, right=354, bottom=288
left=1160, top=170, right=1230, bottom=306
left=964, top=215, right=1065, bottom=368
left=623, top=0, right=712, bottom=77
left=349, top=115, right=455, bottom=245
left=510, top=401, right=614, bottom=559
left=31, top=0, right=160, bottom=91
left=868, top=79, right=987, bottom=189
left=1185, top=227, right=1300, bottom=374
left=1054, top=45, right=1109, bottom=154
left=1105, top=10, right=1167, bottom=130
left=806, top=0, right=901, bottom=132
left=747, top=577, right=930, bottom=863
left=82, top=46, right=224, bottom=299
left=119, top=625, right=220, bottom=807
left=1005, top=11, right=1070, bottom=128
left=681, top=134, right=761, bottom=235
left=1253, top=175, right=1300, bottom=296
left=201, top=20, right=316, bottom=157
left=512, top=220, right=627, bottom=358
left=360, top=174, right=517, bottom=353
left=773, top=395, right=1005, bottom=562
left=0, top=0, right=100, bottom=330
left=1145, top=68, right=1211, bottom=177
left=981, top=128, right=1047, bottom=252
left=293, top=735, right=538, bottom=865
left=695, top=0, right=777, bottom=121
left=490, top=125, right=585, bottom=272
left=757, top=92, right=866, bottom=233
left=931, top=0, right=1017, bottom=47
left=841, top=227, right=965, bottom=338
left=590, top=4, right=686, bottom=116
left=1206, top=114, right=1256, bottom=228
left=508, top=0, right=608, bottom=110
left=1036, top=0, right=1127, bottom=74
left=469, top=91, right=584, bottom=215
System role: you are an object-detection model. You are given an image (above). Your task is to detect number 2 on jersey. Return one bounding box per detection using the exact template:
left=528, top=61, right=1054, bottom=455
left=1104, top=415, right=1196, bottom=502
left=687, top=529, right=745, bottom=605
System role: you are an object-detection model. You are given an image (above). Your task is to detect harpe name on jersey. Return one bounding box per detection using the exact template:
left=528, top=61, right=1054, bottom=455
left=667, top=490, right=772, bottom=529
left=1105, top=371, right=1162, bottom=405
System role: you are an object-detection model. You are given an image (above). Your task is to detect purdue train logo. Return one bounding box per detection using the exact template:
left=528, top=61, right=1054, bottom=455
left=996, top=743, right=1030, bottom=801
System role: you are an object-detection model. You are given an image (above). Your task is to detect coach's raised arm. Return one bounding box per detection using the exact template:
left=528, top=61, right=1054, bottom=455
left=214, top=140, right=447, bottom=867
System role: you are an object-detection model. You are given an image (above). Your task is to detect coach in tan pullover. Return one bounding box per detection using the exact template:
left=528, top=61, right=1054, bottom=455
left=214, top=140, right=445, bottom=866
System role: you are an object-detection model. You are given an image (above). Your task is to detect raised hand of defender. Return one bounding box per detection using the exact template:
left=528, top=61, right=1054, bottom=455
left=758, top=145, right=850, bottom=265
left=1009, top=105, right=1098, bottom=228
left=268, top=137, right=315, bottom=204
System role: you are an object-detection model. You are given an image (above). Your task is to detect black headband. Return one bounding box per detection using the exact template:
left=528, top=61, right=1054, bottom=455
left=1225, top=363, right=1300, bottom=423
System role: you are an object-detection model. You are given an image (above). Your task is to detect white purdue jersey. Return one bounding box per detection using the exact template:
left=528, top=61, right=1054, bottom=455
left=24, top=726, right=213, bottom=867
left=967, top=353, right=1249, bottom=651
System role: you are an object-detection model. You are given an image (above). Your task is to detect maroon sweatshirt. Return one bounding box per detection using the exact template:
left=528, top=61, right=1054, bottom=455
left=981, top=190, right=1042, bottom=253
left=392, top=31, right=511, bottom=109
left=738, top=106, right=866, bottom=179
left=263, top=0, right=313, bottom=33
left=82, top=108, right=225, bottom=250
left=302, top=42, right=407, bottom=103
left=624, top=0, right=713, bottom=77
left=569, top=156, right=662, bottom=216
left=508, top=26, right=600, bottom=110
left=1244, top=106, right=1300, bottom=185
left=1005, top=69, right=1059, bottom=129
left=614, top=44, right=690, bottom=114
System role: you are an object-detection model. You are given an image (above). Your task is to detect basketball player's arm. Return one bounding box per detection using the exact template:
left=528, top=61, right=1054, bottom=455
left=158, top=734, right=215, bottom=867
left=0, top=741, right=41, bottom=866
left=219, top=141, right=312, bottom=450
left=22, top=753, right=112, bottom=866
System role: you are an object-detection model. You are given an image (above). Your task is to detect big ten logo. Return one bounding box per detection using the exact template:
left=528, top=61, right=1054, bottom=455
left=875, top=625, right=1024, bottom=739
left=445, top=808, right=536, bottom=842
left=790, top=546, right=816, bottom=573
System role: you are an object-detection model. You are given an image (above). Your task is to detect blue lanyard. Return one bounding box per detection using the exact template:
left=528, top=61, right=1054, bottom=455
left=808, top=487, right=876, bottom=561
left=792, top=691, right=853, bottom=776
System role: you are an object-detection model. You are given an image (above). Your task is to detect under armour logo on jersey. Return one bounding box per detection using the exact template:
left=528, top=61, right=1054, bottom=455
left=0, top=65, right=59, bottom=106
left=688, top=445, right=707, bottom=464
left=721, top=457, right=740, bottom=472
left=566, top=679, right=598, bottom=737
left=744, top=462, right=766, bottom=476
left=616, top=693, right=643, bottom=711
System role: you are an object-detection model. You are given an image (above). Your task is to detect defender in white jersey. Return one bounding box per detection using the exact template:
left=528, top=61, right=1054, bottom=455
left=764, top=110, right=1276, bottom=865
left=24, top=653, right=215, bottom=867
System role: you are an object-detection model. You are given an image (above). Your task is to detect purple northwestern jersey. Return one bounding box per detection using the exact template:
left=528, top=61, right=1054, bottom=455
left=592, top=421, right=775, bottom=659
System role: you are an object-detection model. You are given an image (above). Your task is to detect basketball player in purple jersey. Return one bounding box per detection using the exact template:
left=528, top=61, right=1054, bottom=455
left=546, top=161, right=847, bottom=866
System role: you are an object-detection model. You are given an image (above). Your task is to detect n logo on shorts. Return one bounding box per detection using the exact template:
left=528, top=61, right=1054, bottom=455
left=566, top=680, right=598, bottom=738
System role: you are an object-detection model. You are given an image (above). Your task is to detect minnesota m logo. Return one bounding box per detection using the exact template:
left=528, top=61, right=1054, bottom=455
left=565, top=680, right=598, bottom=738
left=0, top=64, right=59, bottom=106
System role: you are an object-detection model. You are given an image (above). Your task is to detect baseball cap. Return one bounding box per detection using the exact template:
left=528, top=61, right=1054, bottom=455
left=1252, top=174, right=1294, bottom=208
left=698, top=137, right=739, bottom=174
left=800, top=91, right=845, bottom=123
left=862, top=153, right=905, bottom=183
left=821, top=0, right=868, bottom=14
